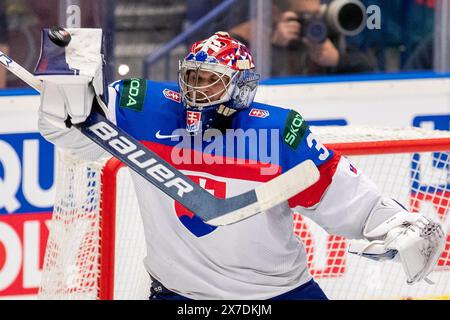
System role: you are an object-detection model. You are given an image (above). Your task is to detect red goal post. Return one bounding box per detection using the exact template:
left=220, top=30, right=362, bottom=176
left=38, top=126, right=450, bottom=300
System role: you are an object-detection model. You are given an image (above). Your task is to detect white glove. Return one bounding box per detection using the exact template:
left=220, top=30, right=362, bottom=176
left=35, top=28, right=107, bottom=128
left=348, top=197, right=446, bottom=284
left=38, top=75, right=95, bottom=128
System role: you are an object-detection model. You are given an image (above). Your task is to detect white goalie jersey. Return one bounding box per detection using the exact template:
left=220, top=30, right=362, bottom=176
left=34, top=28, right=445, bottom=299
left=39, top=78, right=445, bottom=300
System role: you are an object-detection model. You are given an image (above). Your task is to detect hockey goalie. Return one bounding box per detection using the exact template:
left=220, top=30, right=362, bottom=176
left=35, top=28, right=446, bottom=299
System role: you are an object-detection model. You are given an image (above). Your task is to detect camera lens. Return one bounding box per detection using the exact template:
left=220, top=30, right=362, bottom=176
left=325, top=0, right=367, bottom=36
left=338, top=3, right=365, bottom=32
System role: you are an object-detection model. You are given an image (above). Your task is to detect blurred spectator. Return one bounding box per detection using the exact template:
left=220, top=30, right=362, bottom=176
left=348, top=0, right=435, bottom=71
left=0, top=0, right=9, bottom=88
left=229, top=0, right=376, bottom=77
left=185, top=0, right=250, bottom=41
left=402, top=1, right=434, bottom=71
left=404, top=33, right=433, bottom=71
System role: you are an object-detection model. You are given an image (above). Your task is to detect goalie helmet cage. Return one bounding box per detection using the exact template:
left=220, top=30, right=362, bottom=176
left=38, top=126, right=450, bottom=300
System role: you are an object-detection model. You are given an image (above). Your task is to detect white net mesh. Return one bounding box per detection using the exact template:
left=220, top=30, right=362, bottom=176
left=303, top=126, right=450, bottom=299
left=39, top=126, right=450, bottom=299
left=112, top=167, right=150, bottom=300
left=38, top=151, right=105, bottom=300
left=38, top=152, right=149, bottom=300
left=295, top=153, right=450, bottom=299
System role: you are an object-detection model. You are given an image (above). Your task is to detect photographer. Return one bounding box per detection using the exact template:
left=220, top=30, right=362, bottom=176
left=272, top=0, right=376, bottom=76
left=230, top=0, right=376, bottom=77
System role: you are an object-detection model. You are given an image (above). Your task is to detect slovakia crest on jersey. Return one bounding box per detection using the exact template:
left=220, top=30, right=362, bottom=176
left=175, top=175, right=223, bottom=237
left=186, top=110, right=201, bottom=132
left=163, top=88, right=181, bottom=103
left=249, top=108, right=270, bottom=118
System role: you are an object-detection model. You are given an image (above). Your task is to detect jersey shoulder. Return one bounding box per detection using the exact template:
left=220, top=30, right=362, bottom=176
left=235, top=101, right=334, bottom=169
left=233, top=101, right=303, bottom=131
left=107, top=79, right=183, bottom=139
left=109, top=78, right=182, bottom=115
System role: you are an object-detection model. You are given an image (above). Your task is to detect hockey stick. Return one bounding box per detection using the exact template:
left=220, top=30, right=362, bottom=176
left=0, top=49, right=320, bottom=226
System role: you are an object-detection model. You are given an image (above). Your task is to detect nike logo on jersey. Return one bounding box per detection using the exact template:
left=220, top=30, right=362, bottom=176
left=155, top=130, right=182, bottom=139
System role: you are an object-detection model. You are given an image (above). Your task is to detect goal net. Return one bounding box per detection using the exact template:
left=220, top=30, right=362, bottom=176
left=38, top=126, right=450, bottom=300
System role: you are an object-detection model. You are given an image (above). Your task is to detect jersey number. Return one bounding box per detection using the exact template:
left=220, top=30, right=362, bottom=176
left=306, top=133, right=330, bottom=161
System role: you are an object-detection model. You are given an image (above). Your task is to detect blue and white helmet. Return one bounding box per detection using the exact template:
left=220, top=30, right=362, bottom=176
left=178, top=31, right=260, bottom=134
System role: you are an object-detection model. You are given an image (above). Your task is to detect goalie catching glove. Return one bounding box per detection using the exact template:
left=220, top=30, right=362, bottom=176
left=348, top=197, right=446, bottom=284
left=34, top=28, right=108, bottom=129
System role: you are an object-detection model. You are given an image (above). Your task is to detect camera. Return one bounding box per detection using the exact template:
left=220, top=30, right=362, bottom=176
left=291, top=0, right=367, bottom=44
left=296, top=11, right=328, bottom=44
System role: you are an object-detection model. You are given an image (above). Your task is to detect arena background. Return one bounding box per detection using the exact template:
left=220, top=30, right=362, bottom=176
left=0, top=0, right=449, bottom=299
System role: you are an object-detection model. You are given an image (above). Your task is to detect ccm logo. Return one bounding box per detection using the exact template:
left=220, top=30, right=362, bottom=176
left=88, top=121, right=194, bottom=197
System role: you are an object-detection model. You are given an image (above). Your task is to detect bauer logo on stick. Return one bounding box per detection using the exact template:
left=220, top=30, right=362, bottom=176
left=48, top=26, right=72, bottom=47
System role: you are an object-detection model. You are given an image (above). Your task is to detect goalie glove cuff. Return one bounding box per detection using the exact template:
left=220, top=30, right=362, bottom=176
left=362, top=198, right=415, bottom=240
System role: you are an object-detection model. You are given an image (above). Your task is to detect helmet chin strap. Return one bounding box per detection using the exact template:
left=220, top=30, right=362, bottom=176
left=184, top=103, right=238, bottom=135
left=216, top=104, right=237, bottom=117
left=206, top=106, right=235, bottom=134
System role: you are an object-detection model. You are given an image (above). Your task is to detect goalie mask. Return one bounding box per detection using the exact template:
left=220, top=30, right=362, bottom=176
left=178, top=31, right=260, bottom=134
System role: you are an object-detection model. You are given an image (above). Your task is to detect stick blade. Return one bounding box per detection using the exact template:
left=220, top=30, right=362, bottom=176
left=206, top=160, right=320, bottom=226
